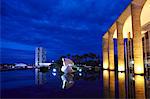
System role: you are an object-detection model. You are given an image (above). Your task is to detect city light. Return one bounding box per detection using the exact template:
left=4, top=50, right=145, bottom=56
left=52, top=72, right=57, bottom=76
left=79, top=73, right=82, bottom=76
left=79, top=69, right=82, bottom=72
left=53, top=68, right=57, bottom=72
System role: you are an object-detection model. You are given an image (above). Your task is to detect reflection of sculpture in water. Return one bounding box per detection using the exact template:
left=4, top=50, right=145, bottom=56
left=61, top=58, right=75, bottom=89
left=61, top=58, right=74, bottom=74
left=61, top=73, right=74, bottom=89
left=35, top=68, right=47, bottom=85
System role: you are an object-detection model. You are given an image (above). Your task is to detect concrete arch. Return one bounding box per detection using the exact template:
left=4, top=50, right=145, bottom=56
left=141, top=0, right=150, bottom=33
left=123, top=15, right=133, bottom=38
left=113, top=29, right=117, bottom=38
left=131, top=0, right=147, bottom=74
left=123, top=0, right=150, bottom=37
left=117, top=0, right=149, bottom=39
left=109, top=23, right=116, bottom=35
left=102, top=0, right=149, bottom=73
left=103, top=32, right=108, bottom=39
left=113, top=5, right=132, bottom=39
left=115, top=5, right=131, bottom=71
left=117, top=5, right=131, bottom=25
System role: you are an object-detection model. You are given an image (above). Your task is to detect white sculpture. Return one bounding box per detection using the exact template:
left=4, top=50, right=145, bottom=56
left=61, top=58, right=74, bottom=74
left=61, top=73, right=74, bottom=89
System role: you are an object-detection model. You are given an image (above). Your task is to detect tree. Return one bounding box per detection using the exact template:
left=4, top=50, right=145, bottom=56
left=66, top=54, right=71, bottom=58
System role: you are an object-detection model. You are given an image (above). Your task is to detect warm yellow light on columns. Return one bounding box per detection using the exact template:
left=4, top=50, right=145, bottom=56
left=103, top=70, right=109, bottom=97
left=135, top=75, right=145, bottom=99
left=108, top=31, right=115, bottom=70
left=117, top=21, right=125, bottom=71
left=103, top=36, right=109, bottom=69
left=109, top=71, right=115, bottom=98
left=118, top=72, right=125, bottom=98
left=127, top=32, right=131, bottom=65
left=131, top=2, right=144, bottom=74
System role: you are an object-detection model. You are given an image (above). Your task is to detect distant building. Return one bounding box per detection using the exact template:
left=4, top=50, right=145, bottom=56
left=0, top=64, right=15, bottom=70
left=35, top=47, right=46, bottom=67
left=39, top=63, right=52, bottom=67
left=15, top=63, right=27, bottom=68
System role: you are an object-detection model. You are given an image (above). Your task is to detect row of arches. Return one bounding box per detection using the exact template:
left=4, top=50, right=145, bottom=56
left=102, top=0, right=150, bottom=74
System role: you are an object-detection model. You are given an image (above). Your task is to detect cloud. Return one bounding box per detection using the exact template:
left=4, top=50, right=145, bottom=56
left=0, top=0, right=131, bottom=63
left=0, top=39, right=35, bottom=51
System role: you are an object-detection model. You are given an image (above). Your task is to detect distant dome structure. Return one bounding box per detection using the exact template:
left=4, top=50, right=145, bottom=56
left=15, top=63, right=27, bottom=67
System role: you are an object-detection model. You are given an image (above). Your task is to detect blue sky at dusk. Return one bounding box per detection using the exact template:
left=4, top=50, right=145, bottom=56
left=0, top=0, right=131, bottom=64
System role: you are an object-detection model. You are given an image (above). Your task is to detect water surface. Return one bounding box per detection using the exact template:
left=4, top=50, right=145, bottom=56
left=1, top=69, right=149, bottom=98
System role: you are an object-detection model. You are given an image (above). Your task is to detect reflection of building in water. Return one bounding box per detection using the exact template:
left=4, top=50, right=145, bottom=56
left=102, top=0, right=150, bottom=75
left=103, top=70, right=109, bottom=98
left=127, top=72, right=135, bottom=98
left=109, top=71, right=115, bottom=98
left=102, top=70, right=148, bottom=98
left=61, top=73, right=74, bottom=89
left=135, top=75, right=145, bottom=99
left=118, top=72, right=125, bottom=98
left=35, top=69, right=47, bottom=85
left=145, top=78, right=150, bottom=98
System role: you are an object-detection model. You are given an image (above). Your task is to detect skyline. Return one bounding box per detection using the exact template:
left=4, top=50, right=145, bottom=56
left=0, top=0, right=131, bottom=63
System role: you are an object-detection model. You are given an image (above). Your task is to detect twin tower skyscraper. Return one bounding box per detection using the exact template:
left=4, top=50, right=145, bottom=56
left=35, top=47, right=46, bottom=67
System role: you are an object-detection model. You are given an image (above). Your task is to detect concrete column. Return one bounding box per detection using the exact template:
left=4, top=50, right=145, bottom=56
left=144, top=33, right=147, bottom=65
left=127, top=32, right=131, bottom=69
left=148, top=31, right=150, bottom=67
left=148, top=31, right=150, bottom=50
left=103, top=37, right=109, bottom=69
left=108, top=31, right=115, bottom=70
left=144, top=33, right=148, bottom=77
left=116, top=21, right=125, bottom=71
left=128, top=32, right=133, bottom=61
left=131, top=3, right=144, bottom=74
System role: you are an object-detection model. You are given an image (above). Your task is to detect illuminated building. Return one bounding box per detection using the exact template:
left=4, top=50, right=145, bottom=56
left=35, top=47, right=46, bottom=67
left=102, top=0, right=149, bottom=74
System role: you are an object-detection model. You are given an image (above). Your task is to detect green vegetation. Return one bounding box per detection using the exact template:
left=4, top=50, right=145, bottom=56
left=55, top=52, right=100, bottom=67
left=40, top=67, right=49, bottom=73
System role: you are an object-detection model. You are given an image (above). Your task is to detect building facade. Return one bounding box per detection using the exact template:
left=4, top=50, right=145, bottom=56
left=35, top=47, right=46, bottom=67
left=102, top=0, right=150, bottom=74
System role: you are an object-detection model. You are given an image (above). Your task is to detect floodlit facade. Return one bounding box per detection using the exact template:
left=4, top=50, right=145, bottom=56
left=35, top=47, right=46, bottom=67
left=102, top=0, right=150, bottom=74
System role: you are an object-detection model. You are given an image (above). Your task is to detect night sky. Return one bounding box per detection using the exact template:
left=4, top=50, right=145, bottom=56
left=0, top=0, right=131, bottom=64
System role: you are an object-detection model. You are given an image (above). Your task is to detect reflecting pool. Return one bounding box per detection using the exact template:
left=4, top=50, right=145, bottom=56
left=1, top=69, right=150, bottom=98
